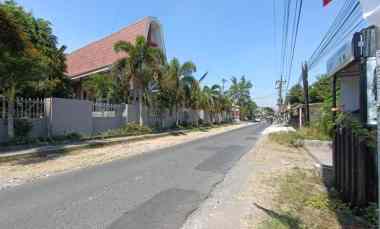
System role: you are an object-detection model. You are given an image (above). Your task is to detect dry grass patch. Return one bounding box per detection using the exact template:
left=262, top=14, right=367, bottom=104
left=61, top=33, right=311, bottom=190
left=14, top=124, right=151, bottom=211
left=257, top=165, right=370, bottom=229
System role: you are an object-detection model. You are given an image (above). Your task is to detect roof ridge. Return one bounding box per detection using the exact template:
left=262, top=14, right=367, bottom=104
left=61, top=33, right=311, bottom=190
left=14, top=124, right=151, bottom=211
left=67, top=16, right=154, bottom=56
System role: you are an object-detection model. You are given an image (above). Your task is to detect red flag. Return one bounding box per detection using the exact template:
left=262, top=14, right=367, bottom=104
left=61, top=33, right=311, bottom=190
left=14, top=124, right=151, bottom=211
left=323, top=0, right=332, bottom=7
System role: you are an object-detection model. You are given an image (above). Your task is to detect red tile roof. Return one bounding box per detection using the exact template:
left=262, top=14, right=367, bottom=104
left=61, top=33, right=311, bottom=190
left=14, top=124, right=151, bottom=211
left=66, top=17, right=152, bottom=78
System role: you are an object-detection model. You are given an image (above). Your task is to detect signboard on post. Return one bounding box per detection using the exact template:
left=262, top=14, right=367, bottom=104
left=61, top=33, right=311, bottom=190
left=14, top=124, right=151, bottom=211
left=326, top=42, right=355, bottom=77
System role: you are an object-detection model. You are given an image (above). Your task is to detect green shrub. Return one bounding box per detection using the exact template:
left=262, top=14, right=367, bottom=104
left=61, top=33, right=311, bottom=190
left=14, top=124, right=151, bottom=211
left=297, top=127, right=330, bottom=141
left=362, top=203, right=379, bottom=227
left=101, top=123, right=152, bottom=138
left=14, top=118, right=33, bottom=138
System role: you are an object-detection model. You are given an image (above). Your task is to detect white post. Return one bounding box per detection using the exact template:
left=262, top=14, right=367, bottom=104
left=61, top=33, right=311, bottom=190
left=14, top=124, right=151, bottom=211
left=7, top=98, right=14, bottom=139
left=44, top=98, right=53, bottom=138
left=123, top=103, right=128, bottom=124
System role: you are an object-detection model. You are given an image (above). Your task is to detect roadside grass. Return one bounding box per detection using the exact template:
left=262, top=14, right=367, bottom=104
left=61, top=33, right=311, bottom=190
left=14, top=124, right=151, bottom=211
left=268, top=131, right=303, bottom=147
left=268, top=127, right=330, bottom=147
left=257, top=168, right=370, bottom=229
left=297, top=127, right=330, bottom=141
left=96, top=123, right=153, bottom=139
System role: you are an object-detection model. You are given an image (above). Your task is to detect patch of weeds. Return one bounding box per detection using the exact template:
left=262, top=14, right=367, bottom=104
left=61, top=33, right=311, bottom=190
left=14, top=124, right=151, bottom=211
left=268, top=131, right=303, bottom=147
left=5, top=132, right=83, bottom=146
left=258, top=168, right=370, bottom=229
left=362, top=203, right=379, bottom=227
left=99, top=123, right=152, bottom=138
left=297, top=127, right=331, bottom=141
left=269, top=127, right=331, bottom=147
left=257, top=214, right=302, bottom=229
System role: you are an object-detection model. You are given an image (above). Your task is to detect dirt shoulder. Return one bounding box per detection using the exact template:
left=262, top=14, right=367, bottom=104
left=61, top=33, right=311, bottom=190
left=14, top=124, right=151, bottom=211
left=0, top=122, right=251, bottom=190
left=182, top=133, right=369, bottom=229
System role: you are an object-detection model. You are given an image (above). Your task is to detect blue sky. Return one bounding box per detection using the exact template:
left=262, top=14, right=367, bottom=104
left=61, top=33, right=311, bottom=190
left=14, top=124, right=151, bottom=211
left=15, top=0, right=348, bottom=107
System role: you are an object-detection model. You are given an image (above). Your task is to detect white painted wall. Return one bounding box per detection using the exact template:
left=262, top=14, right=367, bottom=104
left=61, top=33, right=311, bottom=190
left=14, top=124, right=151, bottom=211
left=340, top=76, right=360, bottom=112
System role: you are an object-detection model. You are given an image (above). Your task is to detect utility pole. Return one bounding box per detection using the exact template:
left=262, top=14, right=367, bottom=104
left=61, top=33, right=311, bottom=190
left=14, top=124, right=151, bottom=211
left=302, top=62, right=310, bottom=126
left=275, top=76, right=286, bottom=111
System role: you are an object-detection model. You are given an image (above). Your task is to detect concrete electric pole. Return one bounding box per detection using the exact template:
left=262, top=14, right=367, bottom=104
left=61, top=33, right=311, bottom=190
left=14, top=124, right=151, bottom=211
left=302, top=62, right=310, bottom=126
left=275, top=76, right=286, bottom=111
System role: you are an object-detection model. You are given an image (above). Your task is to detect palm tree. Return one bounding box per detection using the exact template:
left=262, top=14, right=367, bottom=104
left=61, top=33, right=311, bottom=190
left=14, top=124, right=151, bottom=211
left=162, top=58, right=196, bottom=126
left=228, top=76, right=253, bottom=105
left=199, top=85, right=222, bottom=123
left=113, top=36, right=164, bottom=126
left=228, top=76, right=254, bottom=120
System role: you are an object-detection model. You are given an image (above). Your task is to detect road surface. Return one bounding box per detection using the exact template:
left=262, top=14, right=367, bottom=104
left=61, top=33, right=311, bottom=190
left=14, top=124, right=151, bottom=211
left=0, top=122, right=267, bottom=229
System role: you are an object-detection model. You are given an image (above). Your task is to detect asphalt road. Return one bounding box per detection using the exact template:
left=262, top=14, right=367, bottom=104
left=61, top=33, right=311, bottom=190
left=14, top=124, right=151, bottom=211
left=0, top=122, right=267, bottom=229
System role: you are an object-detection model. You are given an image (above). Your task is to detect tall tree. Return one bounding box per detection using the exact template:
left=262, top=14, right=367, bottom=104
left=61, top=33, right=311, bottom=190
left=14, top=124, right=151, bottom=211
left=0, top=3, right=43, bottom=138
left=160, top=58, right=197, bottom=126
left=113, top=35, right=165, bottom=126
left=0, top=0, right=72, bottom=98
left=309, top=74, right=331, bottom=103
left=228, top=76, right=253, bottom=105
left=286, top=84, right=304, bottom=104
left=82, top=73, right=115, bottom=101
left=228, top=76, right=255, bottom=120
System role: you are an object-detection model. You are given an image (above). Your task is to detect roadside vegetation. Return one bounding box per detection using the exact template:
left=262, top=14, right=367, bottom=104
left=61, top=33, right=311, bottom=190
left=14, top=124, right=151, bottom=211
left=257, top=167, right=374, bottom=229
left=268, top=126, right=330, bottom=148
left=1, top=0, right=259, bottom=144
left=286, top=75, right=336, bottom=136
left=1, top=122, right=235, bottom=147
left=253, top=136, right=377, bottom=229
left=267, top=128, right=378, bottom=228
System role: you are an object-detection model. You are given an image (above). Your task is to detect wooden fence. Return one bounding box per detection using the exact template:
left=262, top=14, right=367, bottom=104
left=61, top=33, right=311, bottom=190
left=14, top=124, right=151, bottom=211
left=333, top=126, right=378, bottom=207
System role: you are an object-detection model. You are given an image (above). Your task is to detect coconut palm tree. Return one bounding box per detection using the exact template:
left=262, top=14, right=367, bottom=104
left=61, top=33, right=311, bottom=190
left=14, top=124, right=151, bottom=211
left=228, top=76, right=253, bottom=106
left=162, top=58, right=196, bottom=126
left=228, top=76, right=254, bottom=120
left=199, top=85, right=222, bottom=123
left=113, top=36, right=165, bottom=126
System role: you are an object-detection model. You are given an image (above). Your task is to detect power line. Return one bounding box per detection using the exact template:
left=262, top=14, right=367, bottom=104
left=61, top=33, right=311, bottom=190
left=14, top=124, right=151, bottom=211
left=280, top=0, right=292, bottom=80
left=308, top=0, right=364, bottom=69
left=285, top=0, right=303, bottom=92
left=308, top=0, right=353, bottom=64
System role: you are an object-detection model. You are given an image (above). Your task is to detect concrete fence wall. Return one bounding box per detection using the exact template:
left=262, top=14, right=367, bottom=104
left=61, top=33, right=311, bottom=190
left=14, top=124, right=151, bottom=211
left=46, top=98, right=93, bottom=136
left=0, top=120, right=8, bottom=143
left=0, top=97, right=233, bottom=143
left=0, top=118, right=48, bottom=143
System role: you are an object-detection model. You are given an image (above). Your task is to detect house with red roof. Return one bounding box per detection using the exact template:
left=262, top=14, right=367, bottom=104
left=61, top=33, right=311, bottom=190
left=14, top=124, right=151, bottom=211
left=65, top=17, right=165, bottom=99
